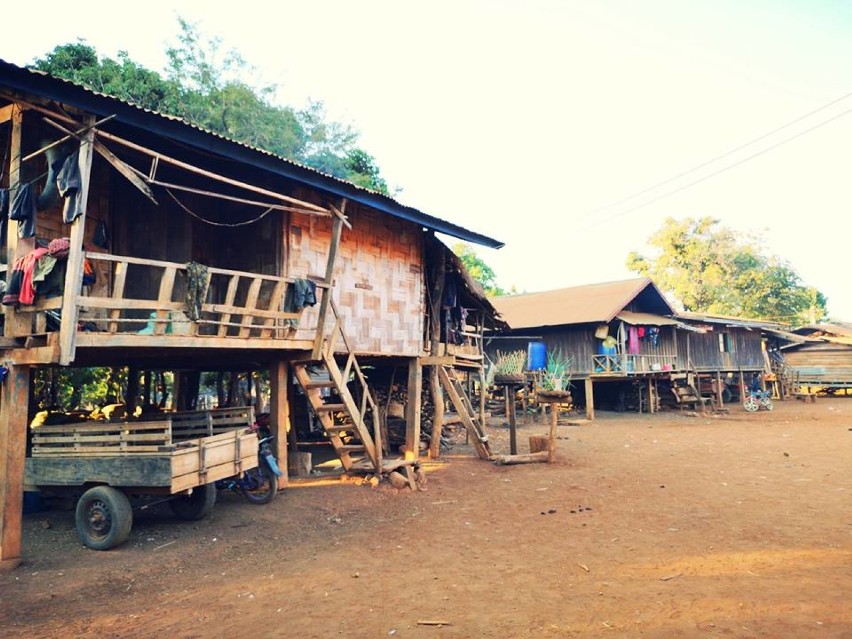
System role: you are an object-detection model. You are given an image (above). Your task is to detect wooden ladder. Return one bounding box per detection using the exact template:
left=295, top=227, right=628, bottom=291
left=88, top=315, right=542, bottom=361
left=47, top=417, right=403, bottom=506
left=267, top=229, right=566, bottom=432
left=437, top=365, right=492, bottom=460
left=293, top=297, right=421, bottom=482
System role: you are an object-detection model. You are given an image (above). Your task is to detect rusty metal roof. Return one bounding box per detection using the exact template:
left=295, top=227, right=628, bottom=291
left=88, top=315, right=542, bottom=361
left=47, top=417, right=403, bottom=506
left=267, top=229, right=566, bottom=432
left=492, top=278, right=674, bottom=329
left=0, top=60, right=503, bottom=249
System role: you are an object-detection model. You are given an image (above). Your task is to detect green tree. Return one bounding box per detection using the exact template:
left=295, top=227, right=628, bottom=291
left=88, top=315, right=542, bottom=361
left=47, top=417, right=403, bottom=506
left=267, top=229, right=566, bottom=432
left=627, top=216, right=827, bottom=324
left=30, top=19, right=393, bottom=194
left=452, top=243, right=505, bottom=297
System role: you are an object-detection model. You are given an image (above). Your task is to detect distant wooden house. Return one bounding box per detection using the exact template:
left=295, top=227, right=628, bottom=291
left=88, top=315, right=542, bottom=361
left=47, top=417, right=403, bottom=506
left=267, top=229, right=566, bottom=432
left=490, top=279, right=773, bottom=416
left=490, top=278, right=681, bottom=418
left=0, top=60, right=501, bottom=564
left=779, top=323, right=852, bottom=392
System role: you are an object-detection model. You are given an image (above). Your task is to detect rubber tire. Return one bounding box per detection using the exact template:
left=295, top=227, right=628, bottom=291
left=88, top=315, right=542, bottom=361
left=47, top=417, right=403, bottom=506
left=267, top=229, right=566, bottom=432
left=743, top=396, right=759, bottom=412
left=240, top=465, right=278, bottom=505
left=169, top=483, right=217, bottom=521
left=762, top=399, right=775, bottom=411
left=721, top=386, right=732, bottom=404
left=75, top=486, right=133, bottom=551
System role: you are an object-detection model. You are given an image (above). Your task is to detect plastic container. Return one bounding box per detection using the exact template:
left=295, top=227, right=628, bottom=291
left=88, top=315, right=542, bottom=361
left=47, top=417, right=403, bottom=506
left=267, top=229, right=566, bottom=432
left=527, top=341, right=547, bottom=371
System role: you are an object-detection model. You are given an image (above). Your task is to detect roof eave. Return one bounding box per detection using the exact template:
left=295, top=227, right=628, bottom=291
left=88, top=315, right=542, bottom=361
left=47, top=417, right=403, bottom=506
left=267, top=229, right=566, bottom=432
left=1, top=61, right=504, bottom=249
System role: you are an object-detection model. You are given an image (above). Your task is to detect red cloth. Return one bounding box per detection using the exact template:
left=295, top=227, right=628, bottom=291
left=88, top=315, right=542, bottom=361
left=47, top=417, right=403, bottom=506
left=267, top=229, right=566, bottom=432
left=18, top=248, right=50, bottom=305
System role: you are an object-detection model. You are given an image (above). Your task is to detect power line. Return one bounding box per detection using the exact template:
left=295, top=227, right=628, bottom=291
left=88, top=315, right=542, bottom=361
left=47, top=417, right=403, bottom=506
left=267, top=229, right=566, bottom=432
left=592, top=88, right=852, bottom=215
left=585, top=102, right=852, bottom=228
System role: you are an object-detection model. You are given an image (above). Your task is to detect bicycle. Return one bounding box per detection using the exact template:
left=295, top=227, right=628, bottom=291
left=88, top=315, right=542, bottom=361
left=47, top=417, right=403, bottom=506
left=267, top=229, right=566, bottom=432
left=743, top=388, right=774, bottom=412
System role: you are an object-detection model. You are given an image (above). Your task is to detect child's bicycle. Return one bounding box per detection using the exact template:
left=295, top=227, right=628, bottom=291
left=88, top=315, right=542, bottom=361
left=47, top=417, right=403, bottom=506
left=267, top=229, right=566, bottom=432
left=743, top=388, right=774, bottom=412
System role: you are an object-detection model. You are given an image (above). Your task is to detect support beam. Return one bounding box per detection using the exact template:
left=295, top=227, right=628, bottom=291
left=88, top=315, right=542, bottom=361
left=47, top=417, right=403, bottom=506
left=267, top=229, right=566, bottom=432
left=584, top=378, right=595, bottom=421
left=0, top=365, right=31, bottom=569
left=716, top=371, right=724, bottom=407
left=312, top=207, right=345, bottom=360
left=58, top=116, right=97, bottom=365
left=4, top=104, right=34, bottom=338
left=405, top=358, right=422, bottom=460
left=269, top=359, right=289, bottom=488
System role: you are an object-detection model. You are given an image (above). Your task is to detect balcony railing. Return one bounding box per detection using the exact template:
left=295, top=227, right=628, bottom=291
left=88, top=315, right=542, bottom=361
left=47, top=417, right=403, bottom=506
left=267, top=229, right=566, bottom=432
left=592, top=353, right=677, bottom=374
left=11, top=252, right=326, bottom=348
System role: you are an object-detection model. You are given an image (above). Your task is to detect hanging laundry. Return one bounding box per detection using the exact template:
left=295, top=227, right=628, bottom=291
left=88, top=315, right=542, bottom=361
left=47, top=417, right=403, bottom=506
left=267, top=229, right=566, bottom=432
left=57, top=150, right=84, bottom=222
left=9, top=182, right=37, bottom=237
left=628, top=326, right=640, bottom=354
left=283, top=278, right=318, bottom=328
left=184, top=261, right=210, bottom=321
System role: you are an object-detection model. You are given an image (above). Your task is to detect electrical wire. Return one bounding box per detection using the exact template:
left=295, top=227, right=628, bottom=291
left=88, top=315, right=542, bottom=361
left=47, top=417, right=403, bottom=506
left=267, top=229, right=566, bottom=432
left=585, top=102, right=852, bottom=229
left=165, top=187, right=274, bottom=227
left=594, top=88, right=852, bottom=215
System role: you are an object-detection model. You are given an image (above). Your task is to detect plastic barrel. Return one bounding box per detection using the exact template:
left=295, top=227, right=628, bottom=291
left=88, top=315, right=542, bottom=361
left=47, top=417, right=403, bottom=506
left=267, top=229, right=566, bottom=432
left=527, top=341, right=547, bottom=371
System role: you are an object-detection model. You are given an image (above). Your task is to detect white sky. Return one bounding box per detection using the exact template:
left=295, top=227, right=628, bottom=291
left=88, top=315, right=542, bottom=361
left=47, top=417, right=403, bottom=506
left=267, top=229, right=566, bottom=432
left=4, top=0, right=852, bottom=321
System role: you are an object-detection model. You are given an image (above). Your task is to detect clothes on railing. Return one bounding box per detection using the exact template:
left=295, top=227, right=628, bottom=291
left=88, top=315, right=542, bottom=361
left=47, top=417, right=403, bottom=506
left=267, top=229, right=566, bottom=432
left=184, top=261, right=209, bottom=321
left=1, top=238, right=86, bottom=307
left=283, top=278, right=318, bottom=328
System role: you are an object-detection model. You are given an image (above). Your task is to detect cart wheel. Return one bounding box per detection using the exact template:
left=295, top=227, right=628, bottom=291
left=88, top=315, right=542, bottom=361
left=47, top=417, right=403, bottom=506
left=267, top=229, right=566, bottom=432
left=241, top=465, right=278, bottom=505
left=75, top=486, right=133, bottom=551
left=169, top=483, right=217, bottom=521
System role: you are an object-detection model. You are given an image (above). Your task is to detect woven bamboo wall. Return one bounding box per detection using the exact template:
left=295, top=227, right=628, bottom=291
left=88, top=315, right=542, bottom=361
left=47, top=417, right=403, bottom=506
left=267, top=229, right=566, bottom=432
left=287, top=204, right=425, bottom=356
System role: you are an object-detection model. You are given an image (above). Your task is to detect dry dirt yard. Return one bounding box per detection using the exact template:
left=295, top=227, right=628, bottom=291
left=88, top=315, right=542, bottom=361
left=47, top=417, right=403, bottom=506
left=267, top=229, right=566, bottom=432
left=1, top=397, right=851, bottom=638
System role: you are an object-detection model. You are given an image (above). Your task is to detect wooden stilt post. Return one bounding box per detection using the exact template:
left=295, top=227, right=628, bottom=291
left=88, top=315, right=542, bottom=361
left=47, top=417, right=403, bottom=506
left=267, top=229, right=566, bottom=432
left=269, top=359, right=289, bottom=488
left=126, top=366, right=139, bottom=414
left=548, top=398, right=558, bottom=463
left=584, top=378, right=595, bottom=421
left=716, top=371, right=724, bottom=407
left=405, top=358, right=422, bottom=460
left=0, top=365, right=31, bottom=569
left=648, top=378, right=655, bottom=413
left=507, top=384, right=518, bottom=455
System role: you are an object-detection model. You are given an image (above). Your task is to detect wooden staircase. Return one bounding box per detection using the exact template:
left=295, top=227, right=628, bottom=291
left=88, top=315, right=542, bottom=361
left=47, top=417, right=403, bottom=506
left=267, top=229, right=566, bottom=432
left=293, top=298, right=417, bottom=485
left=437, top=365, right=492, bottom=460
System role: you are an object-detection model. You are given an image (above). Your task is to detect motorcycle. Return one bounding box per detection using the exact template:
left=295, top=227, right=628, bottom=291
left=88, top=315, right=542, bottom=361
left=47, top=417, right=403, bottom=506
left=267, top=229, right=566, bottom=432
left=217, top=423, right=284, bottom=504
left=743, top=388, right=774, bottom=412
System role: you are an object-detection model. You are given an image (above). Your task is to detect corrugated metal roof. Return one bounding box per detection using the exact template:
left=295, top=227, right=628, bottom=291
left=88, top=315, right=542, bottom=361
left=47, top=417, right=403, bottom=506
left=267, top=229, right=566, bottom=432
left=616, top=311, right=678, bottom=326
left=491, top=278, right=674, bottom=329
left=794, top=323, right=852, bottom=338
left=676, top=311, right=785, bottom=330
left=0, top=60, right=503, bottom=249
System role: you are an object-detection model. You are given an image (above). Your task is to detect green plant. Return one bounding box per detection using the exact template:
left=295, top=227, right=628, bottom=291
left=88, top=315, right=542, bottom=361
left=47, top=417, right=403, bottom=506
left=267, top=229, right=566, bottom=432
left=540, top=350, right=573, bottom=392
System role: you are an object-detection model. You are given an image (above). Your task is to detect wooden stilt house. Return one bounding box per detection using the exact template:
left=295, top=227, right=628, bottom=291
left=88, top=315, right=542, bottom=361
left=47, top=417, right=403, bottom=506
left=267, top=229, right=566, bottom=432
left=0, top=60, right=502, bottom=565
left=490, top=278, right=771, bottom=417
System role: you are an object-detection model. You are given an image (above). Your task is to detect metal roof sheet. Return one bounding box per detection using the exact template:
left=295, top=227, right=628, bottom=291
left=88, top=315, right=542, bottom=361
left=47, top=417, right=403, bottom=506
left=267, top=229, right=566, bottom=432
left=0, top=60, right=503, bottom=249
left=492, top=278, right=674, bottom=329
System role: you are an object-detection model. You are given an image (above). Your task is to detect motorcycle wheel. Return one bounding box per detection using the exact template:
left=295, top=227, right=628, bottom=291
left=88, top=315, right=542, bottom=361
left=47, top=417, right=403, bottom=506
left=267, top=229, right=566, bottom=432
left=241, top=464, right=278, bottom=505
left=743, top=396, right=759, bottom=412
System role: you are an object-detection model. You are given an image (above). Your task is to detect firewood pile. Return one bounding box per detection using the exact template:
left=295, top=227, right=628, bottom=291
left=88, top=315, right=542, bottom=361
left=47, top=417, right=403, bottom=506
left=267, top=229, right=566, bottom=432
left=369, top=378, right=453, bottom=453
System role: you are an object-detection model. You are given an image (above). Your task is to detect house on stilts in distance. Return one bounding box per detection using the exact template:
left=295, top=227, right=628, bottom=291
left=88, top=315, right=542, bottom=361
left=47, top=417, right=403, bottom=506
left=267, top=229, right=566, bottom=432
left=489, top=278, right=769, bottom=417
left=0, top=60, right=501, bottom=565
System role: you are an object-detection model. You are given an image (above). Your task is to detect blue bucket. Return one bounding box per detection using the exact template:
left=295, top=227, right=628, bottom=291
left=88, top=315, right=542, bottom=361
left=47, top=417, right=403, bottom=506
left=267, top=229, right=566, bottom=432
left=527, top=341, right=547, bottom=371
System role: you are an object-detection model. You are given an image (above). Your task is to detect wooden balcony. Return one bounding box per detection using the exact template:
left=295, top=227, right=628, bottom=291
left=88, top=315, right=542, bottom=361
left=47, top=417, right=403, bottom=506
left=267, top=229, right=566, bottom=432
left=2, top=252, right=327, bottom=364
left=592, top=353, right=677, bottom=375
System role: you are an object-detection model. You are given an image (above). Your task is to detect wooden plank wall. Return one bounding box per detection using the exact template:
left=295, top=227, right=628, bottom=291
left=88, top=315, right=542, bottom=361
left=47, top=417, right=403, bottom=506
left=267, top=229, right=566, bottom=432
left=784, top=343, right=852, bottom=383
left=287, top=204, right=425, bottom=356
left=679, top=327, right=764, bottom=371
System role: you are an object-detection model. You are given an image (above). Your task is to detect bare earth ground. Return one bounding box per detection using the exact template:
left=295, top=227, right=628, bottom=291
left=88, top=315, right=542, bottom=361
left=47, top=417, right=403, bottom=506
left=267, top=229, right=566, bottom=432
left=1, top=398, right=851, bottom=639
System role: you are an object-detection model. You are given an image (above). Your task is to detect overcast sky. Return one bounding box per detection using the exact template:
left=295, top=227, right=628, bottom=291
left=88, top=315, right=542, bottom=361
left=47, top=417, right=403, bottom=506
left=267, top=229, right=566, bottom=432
left=4, top=0, right=852, bottom=321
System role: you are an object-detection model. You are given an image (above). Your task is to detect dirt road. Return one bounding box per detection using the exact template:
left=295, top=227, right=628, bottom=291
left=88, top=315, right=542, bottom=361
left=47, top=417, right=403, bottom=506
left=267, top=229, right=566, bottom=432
left=2, top=398, right=851, bottom=638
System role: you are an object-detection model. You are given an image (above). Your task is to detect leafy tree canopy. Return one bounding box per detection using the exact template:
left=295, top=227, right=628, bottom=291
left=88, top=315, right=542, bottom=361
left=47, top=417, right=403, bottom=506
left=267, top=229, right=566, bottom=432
left=626, top=216, right=827, bottom=325
left=452, top=243, right=505, bottom=297
left=31, top=18, right=393, bottom=194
